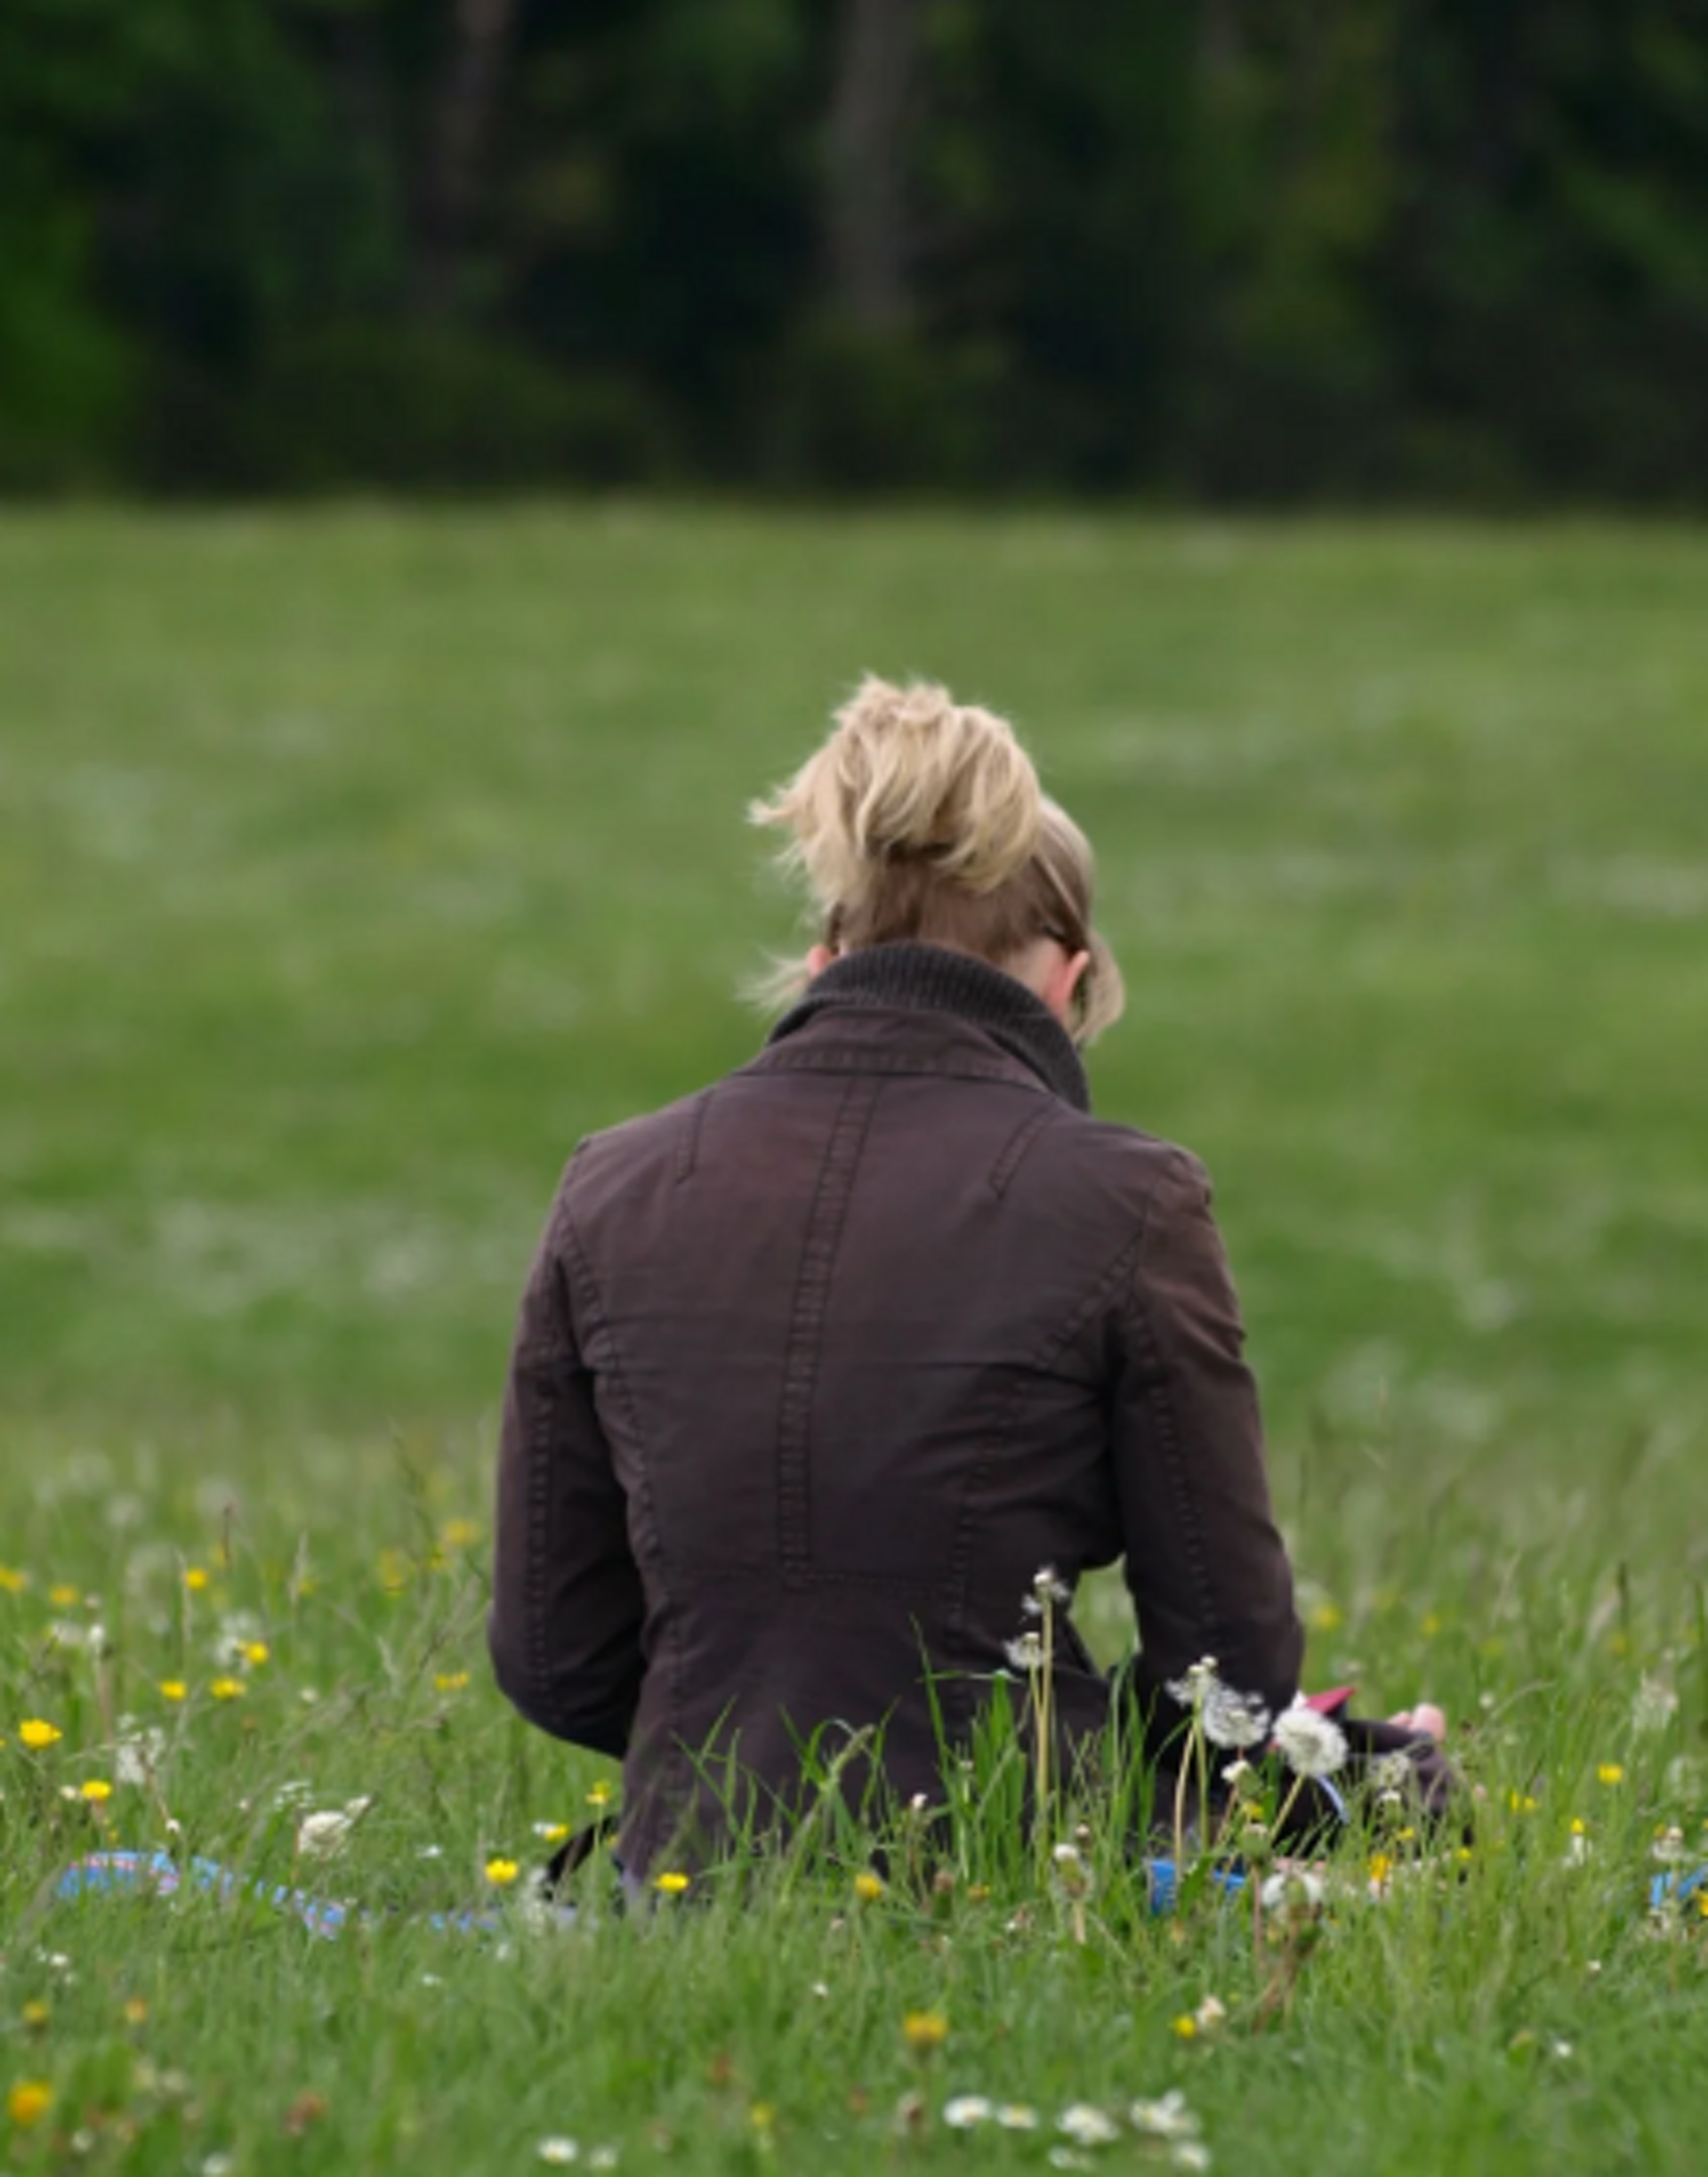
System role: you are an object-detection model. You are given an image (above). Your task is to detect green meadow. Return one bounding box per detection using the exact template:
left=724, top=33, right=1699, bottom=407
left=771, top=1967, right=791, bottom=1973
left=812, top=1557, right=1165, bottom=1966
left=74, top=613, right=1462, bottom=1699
left=1, top=509, right=1705, bottom=2173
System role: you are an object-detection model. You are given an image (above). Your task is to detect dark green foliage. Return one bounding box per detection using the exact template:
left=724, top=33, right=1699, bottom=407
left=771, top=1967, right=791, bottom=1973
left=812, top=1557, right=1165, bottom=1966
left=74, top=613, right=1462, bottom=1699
left=4, top=0, right=1708, bottom=497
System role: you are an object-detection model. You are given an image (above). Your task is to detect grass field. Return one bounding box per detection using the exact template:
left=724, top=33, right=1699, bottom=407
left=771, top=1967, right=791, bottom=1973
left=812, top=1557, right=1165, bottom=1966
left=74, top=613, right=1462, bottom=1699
left=2, top=509, right=1705, bottom=2173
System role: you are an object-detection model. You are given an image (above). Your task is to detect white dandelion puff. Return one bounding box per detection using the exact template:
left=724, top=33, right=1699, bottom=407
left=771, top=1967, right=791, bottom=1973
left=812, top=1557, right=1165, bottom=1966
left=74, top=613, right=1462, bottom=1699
left=1164, top=1657, right=1221, bottom=1713
left=1004, top=1633, right=1046, bottom=1673
left=1272, top=1696, right=1349, bottom=1778
left=1201, top=1684, right=1270, bottom=1750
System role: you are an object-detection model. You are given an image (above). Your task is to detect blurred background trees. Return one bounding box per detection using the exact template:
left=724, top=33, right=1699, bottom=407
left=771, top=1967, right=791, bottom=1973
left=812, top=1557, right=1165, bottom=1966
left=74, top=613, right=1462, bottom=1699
left=4, top=0, right=1707, bottom=499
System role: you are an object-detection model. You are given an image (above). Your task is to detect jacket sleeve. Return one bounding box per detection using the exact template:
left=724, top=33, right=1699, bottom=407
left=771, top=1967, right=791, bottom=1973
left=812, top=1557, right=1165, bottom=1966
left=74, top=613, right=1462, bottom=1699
left=488, top=1189, right=646, bottom=1759
left=1108, top=1152, right=1303, bottom=1737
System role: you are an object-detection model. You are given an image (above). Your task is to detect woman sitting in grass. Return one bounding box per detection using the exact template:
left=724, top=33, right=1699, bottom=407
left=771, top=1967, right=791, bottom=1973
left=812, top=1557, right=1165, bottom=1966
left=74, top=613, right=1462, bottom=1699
left=489, top=676, right=1446, bottom=1883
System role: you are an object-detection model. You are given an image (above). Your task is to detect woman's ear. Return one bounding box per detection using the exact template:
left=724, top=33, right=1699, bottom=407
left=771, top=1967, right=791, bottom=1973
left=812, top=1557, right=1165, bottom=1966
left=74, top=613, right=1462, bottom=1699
left=805, top=943, right=837, bottom=980
left=1043, top=947, right=1091, bottom=1028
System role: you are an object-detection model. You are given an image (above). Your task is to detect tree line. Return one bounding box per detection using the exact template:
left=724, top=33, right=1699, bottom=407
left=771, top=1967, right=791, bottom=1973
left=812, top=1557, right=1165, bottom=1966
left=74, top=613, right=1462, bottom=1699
left=4, top=0, right=1708, bottom=501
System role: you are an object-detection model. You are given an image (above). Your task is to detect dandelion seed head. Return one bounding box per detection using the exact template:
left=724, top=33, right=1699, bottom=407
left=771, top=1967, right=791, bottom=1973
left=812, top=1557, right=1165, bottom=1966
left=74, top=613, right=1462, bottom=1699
left=1058, top=2104, right=1121, bottom=2147
left=1200, top=1684, right=1270, bottom=1750
left=1272, top=1697, right=1348, bottom=1778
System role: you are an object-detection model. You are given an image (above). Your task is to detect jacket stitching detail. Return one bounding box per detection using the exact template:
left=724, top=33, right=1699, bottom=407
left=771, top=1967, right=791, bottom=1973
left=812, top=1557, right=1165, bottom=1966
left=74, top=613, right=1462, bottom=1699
left=745, top=1047, right=1049, bottom=1093
left=988, top=1102, right=1059, bottom=1197
left=773, top=1074, right=882, bottom=1588
left=1120, top=1175, right=1228, bottom=1663
left=674, top=1088, right=713, bottom=1183
left=554, top=1200, right=689, bottom=1773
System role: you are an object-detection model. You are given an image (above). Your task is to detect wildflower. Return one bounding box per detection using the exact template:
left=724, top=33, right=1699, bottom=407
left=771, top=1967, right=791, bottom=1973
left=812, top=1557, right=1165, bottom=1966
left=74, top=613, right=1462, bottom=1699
left=1632, top=1676, right=1680, bottom=1733
left=182, top=1568, right=209, bottom=1592
left=1004, top=1632, right=1045, bottom=1673
left=1051, top=1842, right=1093, bottom=1897
left=1201, top=1683, right=1269, bottom=1750
left=485, top=1858, right=521, bottom=1886
left=536, top=2141, right=579, bottom=2165
left=533, top=1822, right=571, bottom=1845
left=1420, top=1611, right=1442, bottom=1638
left=79, top=1779, right=113, bottom=1803
left=585, top=1780, right=614, bottom=1809
left=1171, top=2015, right=1198, bottom=2040
left=298, top=1802, right=372, bottom=1859
left=1048, top=2151, right=1092, bottom=2172
left=209, top=1677, right=245, bottom=1701
left=1172, top=2144, right=1213, bottom=2173
left=20, top=2001, right=49, bottom=2030
left=587, top=2150, right=619, bottom=2172
left=123, top=1998, right=149, bottom=2026
left=7, top=2082, right=52, bottom=2127
left=241, top=1641, right=270, bottom=1667
left=157, top=1681, right=187, bottom=1703
left=944, top=2096, right=994, bottom=2129
left=996, top=2106, right=1039, bottom=2131
left=441, top=1519, right=481, bottom=1550
left=1129, top=2090, right=1200, bottom=2142
left=902, top=2011, right=948, bottom=2053
left=1191, top=1995, right=1227, bottom=2035
left=1652, top=1826, right=1688, bottom=1866
left=1366, top=1854, right=1394, bottom=1891
left=1221, top=1758, right=1255, bottom=1789
left=1507, top=1792, right=1538, bottom=1814
left=1596, top=1763, right=1624, bottom=1786
left=853, top=1871, right=886, bottom=1903
left=115, top=1728, right=166, bottom=1785
left=1370, top=1751, right=1412, bottom=1793
left=748, top=2103, right=776, bottom=2134
left=18, top=1719, right=61, bottom=1751
left=0, top=1565, right=28, bottom=1592
left=1272, top=1696, right=1349, bottom=1778
left=1164, top=1657, right=1221, bottom=1713
left=1059, top=2104, right=1121, bottom=2147
left=433, top=1671, right=470, bottom=1692
left=49, top=1584, right=80, bottom=1608
left=1032, top=1567, right=1072, bottom=1606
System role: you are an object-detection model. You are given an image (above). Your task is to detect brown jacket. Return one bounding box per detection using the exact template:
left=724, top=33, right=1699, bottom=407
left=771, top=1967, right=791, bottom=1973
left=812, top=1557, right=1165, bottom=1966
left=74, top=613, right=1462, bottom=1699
left=489, top=944, right=1301, bottom=1875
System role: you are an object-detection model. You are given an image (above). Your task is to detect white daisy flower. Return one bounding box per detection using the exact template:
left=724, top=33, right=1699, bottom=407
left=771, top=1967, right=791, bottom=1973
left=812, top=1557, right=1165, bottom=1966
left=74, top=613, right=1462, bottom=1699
left=1058, top=2104, right=1121, bottom=2147
left=1171, top=2143, right=1213, bottom=2173
left=996, top=2105, right=1039, bottom=2130
left=536, top=2140, right=579, bottom=2165
left=1272, top=1696, right=1349, bottom=1778
left=1128, top=2090, right=1199, bottom=2141
left=943, top=2096, right=995, bottom=2129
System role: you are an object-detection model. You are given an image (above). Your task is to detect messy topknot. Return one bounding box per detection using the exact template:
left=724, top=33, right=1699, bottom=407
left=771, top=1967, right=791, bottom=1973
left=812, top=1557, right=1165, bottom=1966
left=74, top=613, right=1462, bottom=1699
left=751, top=675, right=1124, bottom=1044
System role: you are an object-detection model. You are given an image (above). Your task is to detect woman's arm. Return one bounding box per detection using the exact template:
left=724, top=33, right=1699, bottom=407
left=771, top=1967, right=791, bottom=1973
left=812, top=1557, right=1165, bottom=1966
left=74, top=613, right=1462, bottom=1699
left=1108, top=1152, right=1303, bottom=1732
left=488, top=1199, right=646, bottom=1759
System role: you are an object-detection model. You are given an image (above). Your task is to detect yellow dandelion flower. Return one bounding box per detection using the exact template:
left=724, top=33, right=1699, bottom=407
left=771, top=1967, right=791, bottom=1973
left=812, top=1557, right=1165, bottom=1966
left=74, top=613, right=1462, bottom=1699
left=123, top=1998, right=149, bottom=2027
left=1420, top=1610, right=1442, bottom=1638
left=1507, top=1792, right=1538, bottom=1814
left=433, top=1671, right=470, bottom=1692
left=585, top=1779, right=614, bottom=1808
left=485, top=1858, right=520, bottom=1886
left=80, top=1779, right=113, bottom=1803
left=1596, top=1764, right=1624, bottom=1787
left=1368, top=1852, right=1394, bottom=1886
left=20, top=2001, right=49, bottom=2030
left=376, top=1548, right=410, bottom=1595
left=241, top=1641, right=270, bottom=1667
left=6, top=2081, right=52, bottom=2127
left=1309, top=1600, right=1342, bottom=1633
left=441, top=1519, right=480, bottom=1550
left=182, top=1567, right=209, bottom=1592
left=1170, top=2014, right=1198, bottom=2039
left=536, top=1822, right=571, bottom=1845
left=1570, top=1817, right=1587, bottom=1834
left=853, top=1871, right=885, bottom=1903
left=654, top=1870, right=690, bottom=1896
left=901, top=2010, right=948, bottom=2052
left=48, top=1584, right=80, bottom=1609
left=157, top=1680, right=187, bottom=1703
left=749, top=2103, right=777, bottom=2133
left=18, top=1719, right=62, bottom=1751
left=0, top=1565, right=28, bottom=1593
left=209, top=1677, right=245, bottom=1701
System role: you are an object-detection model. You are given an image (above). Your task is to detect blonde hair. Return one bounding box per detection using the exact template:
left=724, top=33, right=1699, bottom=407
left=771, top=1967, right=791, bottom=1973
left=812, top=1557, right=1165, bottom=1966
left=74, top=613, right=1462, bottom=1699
left=751, top=675, right=1124, bottom=1044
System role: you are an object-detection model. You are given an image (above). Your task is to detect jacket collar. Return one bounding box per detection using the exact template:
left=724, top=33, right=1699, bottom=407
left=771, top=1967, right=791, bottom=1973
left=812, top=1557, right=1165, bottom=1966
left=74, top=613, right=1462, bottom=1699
left=765, top=942, right=1092, bottom=1112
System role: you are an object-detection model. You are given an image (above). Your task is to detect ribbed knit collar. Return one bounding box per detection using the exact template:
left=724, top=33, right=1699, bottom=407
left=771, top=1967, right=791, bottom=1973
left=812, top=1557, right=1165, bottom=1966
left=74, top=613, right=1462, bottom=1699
left=766, top=942, right=1092, bottom=1112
